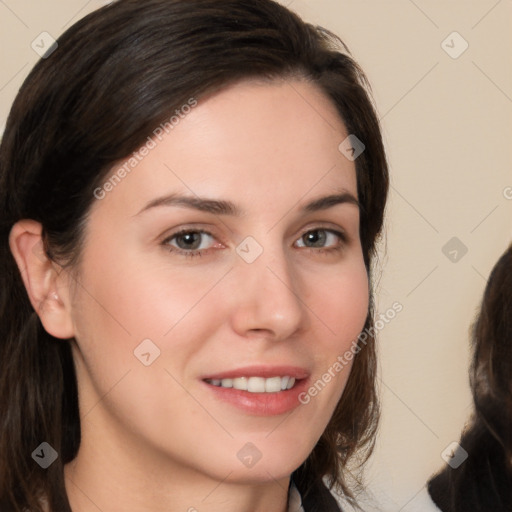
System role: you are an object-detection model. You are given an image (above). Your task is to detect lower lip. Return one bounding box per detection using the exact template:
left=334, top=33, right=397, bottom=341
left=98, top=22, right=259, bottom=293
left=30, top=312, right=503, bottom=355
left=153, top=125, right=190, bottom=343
left=202, top=379, right=309, bottom=416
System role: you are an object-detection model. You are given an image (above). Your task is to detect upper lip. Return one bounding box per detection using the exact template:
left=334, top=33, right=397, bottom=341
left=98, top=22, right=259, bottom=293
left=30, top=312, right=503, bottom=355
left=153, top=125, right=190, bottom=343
left=201, top=365, right=310, bottom=381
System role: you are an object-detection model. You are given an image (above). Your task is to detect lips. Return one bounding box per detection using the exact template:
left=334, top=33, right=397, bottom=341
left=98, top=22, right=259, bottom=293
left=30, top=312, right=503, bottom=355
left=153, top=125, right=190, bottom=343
left=200, top=365, right=310, bottom=415
left=201, top=365, right=310, bottom=381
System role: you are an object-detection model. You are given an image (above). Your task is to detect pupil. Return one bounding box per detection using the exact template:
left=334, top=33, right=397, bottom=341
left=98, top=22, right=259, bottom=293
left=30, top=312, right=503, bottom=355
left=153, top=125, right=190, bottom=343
left=178, top=232, right=200, bottom=250
left=306, top=230, right=325, bottom=247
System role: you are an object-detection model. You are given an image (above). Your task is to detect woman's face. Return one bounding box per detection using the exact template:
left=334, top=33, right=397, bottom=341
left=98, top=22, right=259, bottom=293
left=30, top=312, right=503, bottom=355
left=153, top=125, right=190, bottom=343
left=65, top=79, right=369, bottom=486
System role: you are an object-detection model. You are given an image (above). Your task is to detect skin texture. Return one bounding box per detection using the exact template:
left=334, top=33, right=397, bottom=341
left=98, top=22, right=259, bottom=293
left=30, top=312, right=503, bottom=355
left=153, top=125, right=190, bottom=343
left=10, top=79, right=369, bottom=512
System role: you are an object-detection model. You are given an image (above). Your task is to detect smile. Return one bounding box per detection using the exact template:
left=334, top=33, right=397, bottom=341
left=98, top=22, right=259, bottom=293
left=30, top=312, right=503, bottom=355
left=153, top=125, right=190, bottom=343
left=204, top=376, right=296, bottom=393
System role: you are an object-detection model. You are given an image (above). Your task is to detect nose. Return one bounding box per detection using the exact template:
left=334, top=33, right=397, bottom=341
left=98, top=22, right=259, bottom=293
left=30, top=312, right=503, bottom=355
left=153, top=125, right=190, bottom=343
left=229, top=244, right=306, bottom=341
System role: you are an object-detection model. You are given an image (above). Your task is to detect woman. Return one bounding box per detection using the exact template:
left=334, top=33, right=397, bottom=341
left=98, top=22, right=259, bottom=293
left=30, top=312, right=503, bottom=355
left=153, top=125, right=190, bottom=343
left=428, top=244, right=512, bottom=511
left=0, top=1, right=389, bottom=510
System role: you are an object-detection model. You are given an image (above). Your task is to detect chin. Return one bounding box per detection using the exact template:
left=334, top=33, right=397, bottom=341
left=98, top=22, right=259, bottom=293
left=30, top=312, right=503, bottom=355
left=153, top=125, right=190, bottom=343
left=206, top=441, right=311, bottom=484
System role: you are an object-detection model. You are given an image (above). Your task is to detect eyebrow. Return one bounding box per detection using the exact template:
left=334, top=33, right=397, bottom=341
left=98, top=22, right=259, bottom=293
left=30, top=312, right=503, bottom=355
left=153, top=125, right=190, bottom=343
left=135, top=190, right=360, bottom=217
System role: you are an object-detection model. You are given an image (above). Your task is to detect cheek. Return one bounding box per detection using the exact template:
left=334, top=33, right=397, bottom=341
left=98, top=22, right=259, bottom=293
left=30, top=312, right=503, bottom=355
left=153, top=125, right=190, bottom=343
left=68, top=251, right=229, bottom=441
left=71, top=247, right=230, bottom=374
left=308, top=258, right=369, bottom=349
left=301, top=257, right=369, bottom=407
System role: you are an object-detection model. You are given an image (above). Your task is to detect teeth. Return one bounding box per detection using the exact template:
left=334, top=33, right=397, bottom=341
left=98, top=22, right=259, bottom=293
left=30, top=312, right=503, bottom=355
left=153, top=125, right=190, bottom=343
left=221, top=378, right=233, bottom=388
left=232, top=377, right=248, bottom=390
left=265, top=377, right=282, bottom=393
left=247, top=377, right=266, bottom=393
left=207, top=376, right=297, bottom=393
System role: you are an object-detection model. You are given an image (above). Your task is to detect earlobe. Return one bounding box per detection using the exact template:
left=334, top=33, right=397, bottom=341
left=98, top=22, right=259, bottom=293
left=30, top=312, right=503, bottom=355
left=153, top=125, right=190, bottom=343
left=8, top=219, right=75, bottom=340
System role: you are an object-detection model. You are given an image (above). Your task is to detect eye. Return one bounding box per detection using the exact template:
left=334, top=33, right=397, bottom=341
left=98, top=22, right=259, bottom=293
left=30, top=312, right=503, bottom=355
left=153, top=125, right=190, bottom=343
left=295, top=228, right=346, bottom=251
left=162, top=229, right=217, bottom=257
left=161, top=227, right=347, bottom=259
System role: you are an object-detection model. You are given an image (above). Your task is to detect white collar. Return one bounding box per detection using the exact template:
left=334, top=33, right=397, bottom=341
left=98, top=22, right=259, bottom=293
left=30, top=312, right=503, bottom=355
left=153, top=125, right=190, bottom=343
left=288, top=480, right=305, bottom=512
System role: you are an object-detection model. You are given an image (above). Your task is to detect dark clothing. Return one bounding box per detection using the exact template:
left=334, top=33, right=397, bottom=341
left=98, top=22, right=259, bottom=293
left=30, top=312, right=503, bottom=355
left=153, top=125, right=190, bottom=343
left=302, top=484, right=341, bottom=512
left=293, top=475, right=342, bottom=512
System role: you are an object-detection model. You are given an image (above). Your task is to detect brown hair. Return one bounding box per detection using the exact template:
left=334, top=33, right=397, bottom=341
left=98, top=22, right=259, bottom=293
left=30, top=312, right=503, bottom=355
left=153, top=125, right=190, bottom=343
left=428, top=244, right=512, bottom=511
left=0, top=1, right=389, bottom=510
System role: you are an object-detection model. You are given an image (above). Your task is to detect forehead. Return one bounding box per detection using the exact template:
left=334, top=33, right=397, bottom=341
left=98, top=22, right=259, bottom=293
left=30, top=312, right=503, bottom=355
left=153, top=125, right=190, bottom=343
left=92, top=79, right=357, bottom=220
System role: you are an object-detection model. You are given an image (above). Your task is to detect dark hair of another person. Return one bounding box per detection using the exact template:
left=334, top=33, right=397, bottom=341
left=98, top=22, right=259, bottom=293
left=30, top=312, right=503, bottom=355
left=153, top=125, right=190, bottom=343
left=428, top=244, right=512, bottom=511
left=0, top=1, right=389, bottom=510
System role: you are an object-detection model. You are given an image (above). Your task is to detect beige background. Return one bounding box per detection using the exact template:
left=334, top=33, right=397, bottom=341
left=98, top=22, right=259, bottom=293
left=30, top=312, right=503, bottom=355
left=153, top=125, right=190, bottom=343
left=1, top=1, right=511, bottom=510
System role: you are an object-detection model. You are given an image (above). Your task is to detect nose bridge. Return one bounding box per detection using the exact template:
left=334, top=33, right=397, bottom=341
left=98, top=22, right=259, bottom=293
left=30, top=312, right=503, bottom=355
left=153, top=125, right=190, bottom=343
left=231, top=233, right=305, bottom=338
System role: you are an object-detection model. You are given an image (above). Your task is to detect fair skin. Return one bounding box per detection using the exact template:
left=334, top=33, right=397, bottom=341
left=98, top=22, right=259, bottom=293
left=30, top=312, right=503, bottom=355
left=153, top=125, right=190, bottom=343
left=10, top=79, right=369, bottom=512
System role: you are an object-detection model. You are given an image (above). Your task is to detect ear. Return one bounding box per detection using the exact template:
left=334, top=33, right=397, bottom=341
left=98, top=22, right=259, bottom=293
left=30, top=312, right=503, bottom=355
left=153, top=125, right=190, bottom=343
left=9, top=219, right=75, bottom=339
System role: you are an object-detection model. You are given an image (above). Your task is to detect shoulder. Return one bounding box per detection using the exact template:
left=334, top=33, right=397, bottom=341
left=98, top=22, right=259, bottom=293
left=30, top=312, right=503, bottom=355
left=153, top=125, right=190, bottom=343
left=292, top=477, right=342, bottom=512
left=344, top=486, right=442, bottom=512
left=305, top=481, right=341, bottom=512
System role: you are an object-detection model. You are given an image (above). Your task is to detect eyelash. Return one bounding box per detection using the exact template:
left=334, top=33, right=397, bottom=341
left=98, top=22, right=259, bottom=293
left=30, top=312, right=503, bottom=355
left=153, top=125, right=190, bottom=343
left=161, top=227, right=348, bottom=259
